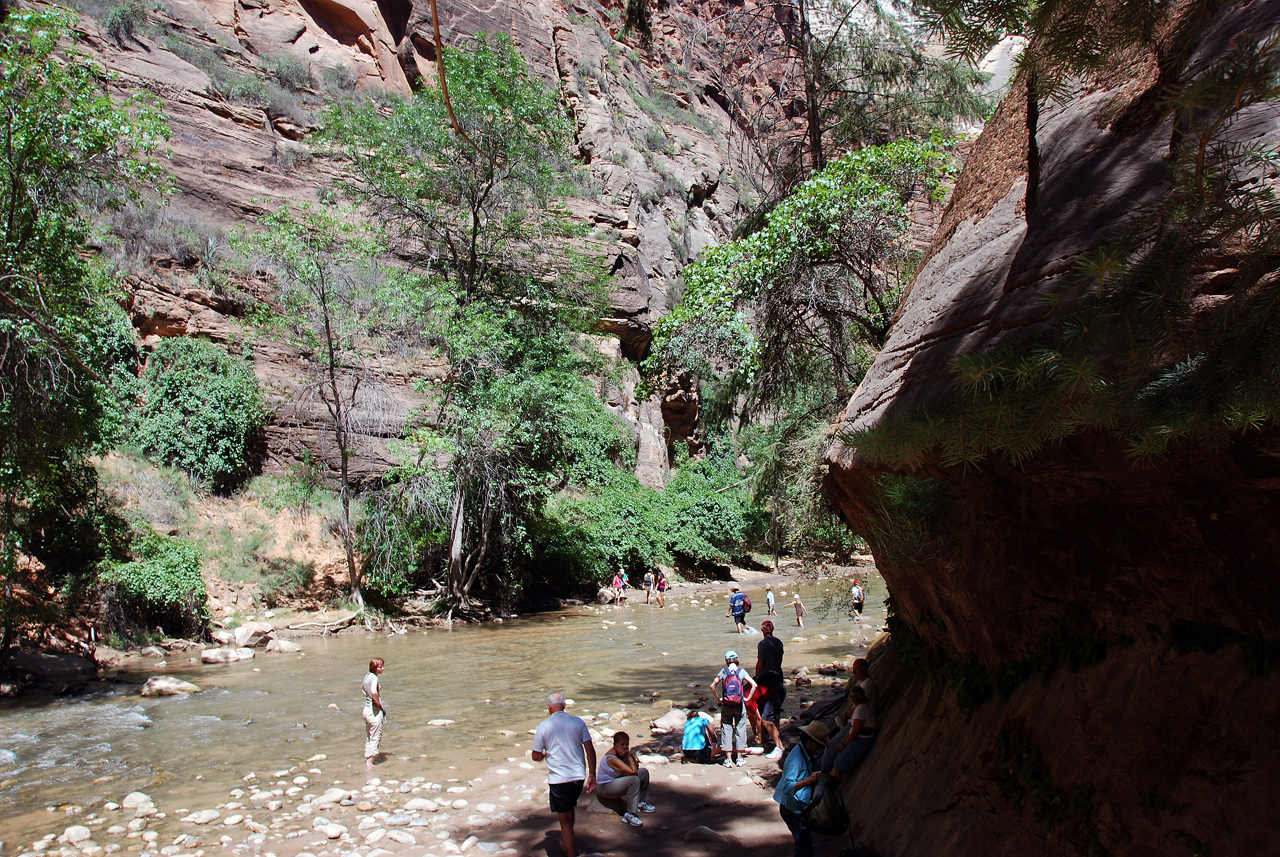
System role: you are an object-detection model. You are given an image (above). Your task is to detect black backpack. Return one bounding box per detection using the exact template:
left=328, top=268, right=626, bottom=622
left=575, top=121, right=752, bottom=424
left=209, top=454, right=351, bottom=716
left=801, top=772, right=850, bottom=836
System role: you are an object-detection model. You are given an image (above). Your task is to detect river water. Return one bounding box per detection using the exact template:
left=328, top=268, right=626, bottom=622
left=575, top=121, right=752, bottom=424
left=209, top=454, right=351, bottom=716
left=0, top=574, right=880, bottom=850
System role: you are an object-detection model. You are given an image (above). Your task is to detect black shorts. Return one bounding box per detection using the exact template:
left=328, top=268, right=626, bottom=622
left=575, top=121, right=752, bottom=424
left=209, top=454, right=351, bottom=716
left=733, top=613, right=746, bottom=625
left=683, top=747, right=712, bottom=763
left=548, top=780, right=584, bottom=813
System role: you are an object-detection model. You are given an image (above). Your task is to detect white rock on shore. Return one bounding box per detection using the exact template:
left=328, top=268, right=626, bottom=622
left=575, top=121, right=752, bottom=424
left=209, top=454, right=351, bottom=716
left=265, top=638, right=303, bottom=653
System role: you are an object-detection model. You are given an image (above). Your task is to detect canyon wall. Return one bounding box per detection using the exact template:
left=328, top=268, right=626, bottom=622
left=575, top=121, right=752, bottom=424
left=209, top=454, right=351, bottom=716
left=79, top=0, right=756, bottom=487
left=824, top=1, right=1280, bottom=854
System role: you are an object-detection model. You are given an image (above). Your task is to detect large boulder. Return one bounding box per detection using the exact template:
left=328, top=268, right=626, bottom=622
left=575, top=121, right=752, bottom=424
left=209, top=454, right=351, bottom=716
left=265, top=638, right=302, bottom=653
left=140, top=676, right=201, bottom=696
left=201, top=647, right=255, bottom=664
left=596, top=587, right=618, bottom=605
left=650, top=709, right=688, bottom=733
left=233, top=621, right=275, bottom=648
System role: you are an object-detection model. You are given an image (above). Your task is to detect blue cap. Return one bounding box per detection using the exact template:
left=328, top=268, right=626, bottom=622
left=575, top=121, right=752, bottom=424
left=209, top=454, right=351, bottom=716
left=724, top=650, right=738, bottom=660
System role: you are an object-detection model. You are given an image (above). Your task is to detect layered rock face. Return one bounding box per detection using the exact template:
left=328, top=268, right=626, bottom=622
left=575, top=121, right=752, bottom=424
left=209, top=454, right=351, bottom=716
left=825, top=1, right=1280, bottom=853
left=85, top=0, right=754, bottom=486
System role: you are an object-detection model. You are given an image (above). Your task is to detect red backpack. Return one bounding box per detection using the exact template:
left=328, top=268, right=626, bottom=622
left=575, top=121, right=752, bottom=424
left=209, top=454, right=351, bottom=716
left=744, top=595, right=752, bottom=613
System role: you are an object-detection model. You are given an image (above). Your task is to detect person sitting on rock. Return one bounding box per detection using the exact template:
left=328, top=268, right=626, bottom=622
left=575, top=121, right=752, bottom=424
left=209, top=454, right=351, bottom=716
left=596, top=731, right=656, bottom=827
left=823, top=684, right=876, bottom=782
left=774, top=721, right=829, bottom=857
left=682, top=710, right=719, bottom=763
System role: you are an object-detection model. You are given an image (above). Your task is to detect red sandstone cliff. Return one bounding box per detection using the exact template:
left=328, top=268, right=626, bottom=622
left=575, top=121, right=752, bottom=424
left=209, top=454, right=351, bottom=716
left=823, top=1, right=1280, bottom=854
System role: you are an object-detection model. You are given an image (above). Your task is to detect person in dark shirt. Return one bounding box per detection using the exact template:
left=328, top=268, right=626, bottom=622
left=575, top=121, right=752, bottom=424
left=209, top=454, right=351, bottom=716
left=756, top=620, right=784, bottom=675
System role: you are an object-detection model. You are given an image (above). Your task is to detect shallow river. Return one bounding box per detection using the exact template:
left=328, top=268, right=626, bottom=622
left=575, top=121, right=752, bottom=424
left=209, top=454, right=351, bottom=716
left=0, top=575, right=880, bottom=849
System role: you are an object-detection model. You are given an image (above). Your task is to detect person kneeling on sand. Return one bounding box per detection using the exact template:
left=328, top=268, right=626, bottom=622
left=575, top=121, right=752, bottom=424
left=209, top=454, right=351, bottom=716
left=682, top=710, right=719, bottom=763
left=596, top=731, right=656, bottom=827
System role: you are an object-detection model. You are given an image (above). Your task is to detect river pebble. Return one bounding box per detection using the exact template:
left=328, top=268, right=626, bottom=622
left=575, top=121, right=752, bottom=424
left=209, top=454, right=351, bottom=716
left=404, top=799, right=438, bottom=812
left=451, top=799, right=469, bottom=810
left=363, top=830, right=384, bottom=845
left=383, top=815, right=411, bottom=827
left=385, top=831, right=415, bottom=846
left=181, top=810, right=219, bottom=825
left=60, top=827, right=92, bottom=845
left=322, top=824, right=345, bottom=839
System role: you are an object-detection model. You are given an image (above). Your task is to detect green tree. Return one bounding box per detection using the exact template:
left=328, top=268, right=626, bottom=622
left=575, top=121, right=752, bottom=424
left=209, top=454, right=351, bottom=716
left=326, top=34, right=614, bottom=614
left=133, top=338, right=268, bottom=491
left=696, top=0, right=987, bottom=194
left=244, top=205, right=390, bottom=610
left=0, top=8, right=165, bottom=650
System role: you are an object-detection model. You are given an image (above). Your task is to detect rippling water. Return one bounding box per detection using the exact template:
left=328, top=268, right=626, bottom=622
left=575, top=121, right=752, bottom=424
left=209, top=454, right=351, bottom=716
left=0, top=575, right=880, bottom=848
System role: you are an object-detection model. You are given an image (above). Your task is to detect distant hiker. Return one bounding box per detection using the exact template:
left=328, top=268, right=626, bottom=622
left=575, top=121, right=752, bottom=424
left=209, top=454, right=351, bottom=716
left=655, top=571, right=668, bottom=608
left=766, top=584, right=777, bottom=615
left=611, top=572, right=625, bottom=604
left=596, top=731, right=656, bottom=827
left=851, top=579, right=865, bottom=618
left=532, top=693, right=597, bottom=857
left=712, top=650, right=757, bottom=767
left=726, top=585, right=748, bottom=633
left=362, top=657, right=386, bottom=768
left=682, top=710, right=718, bottom=763
left=643, top=570, right=655, bottom=604
left=792, top=593, right=807, bottom=629
left=774, top=721, right=828, bottom=857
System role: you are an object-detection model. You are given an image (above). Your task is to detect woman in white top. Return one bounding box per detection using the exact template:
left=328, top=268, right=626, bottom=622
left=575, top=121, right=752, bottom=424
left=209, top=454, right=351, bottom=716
left=596, top=731, right=656, bottom=827
left=827, top=684, right=876, bottom=781
left=362, top=657, right=386, bottom=768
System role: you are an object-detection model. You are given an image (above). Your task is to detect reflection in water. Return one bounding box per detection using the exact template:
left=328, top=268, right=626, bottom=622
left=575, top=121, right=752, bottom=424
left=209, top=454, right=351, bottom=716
left=0, top=575, right=880, bottom=845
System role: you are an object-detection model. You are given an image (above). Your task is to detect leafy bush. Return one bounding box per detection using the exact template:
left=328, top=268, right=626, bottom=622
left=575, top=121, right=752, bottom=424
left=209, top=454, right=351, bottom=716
left=104, top=0, right=146, bottom=45
left=99, top=527, right=208, bottom=637
left=133, top=338, right=268, bottom=491
left=265, top=53, right=312, bottom=91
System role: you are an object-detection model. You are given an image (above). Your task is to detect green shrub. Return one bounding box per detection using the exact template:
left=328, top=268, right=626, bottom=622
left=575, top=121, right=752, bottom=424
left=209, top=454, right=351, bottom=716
left=133, top=338, right=268, bottom=491
left=265, top=53, right=312, bottom=91
left=104, top=0, right=146, bottom=45
left=100, top=527, right=208, bottom=637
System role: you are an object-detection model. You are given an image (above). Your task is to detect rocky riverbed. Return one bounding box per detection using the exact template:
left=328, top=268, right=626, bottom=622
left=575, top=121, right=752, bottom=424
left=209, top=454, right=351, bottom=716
left=5, top=571, right=884, bottom=857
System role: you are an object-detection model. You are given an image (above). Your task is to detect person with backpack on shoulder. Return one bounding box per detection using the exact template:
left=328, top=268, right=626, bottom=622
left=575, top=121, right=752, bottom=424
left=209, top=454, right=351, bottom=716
left=726, top=585, right=748, bottom=633
left=774, top=721, right=828, bottom=857
left=850, top=579, right=865, bottom=618
left=711, top=650, right=758, bottom=767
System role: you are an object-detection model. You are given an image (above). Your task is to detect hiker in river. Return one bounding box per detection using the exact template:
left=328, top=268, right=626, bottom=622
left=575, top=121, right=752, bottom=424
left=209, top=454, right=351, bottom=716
left=774, top=721, right=829, bottom=857
left=851, top=579, right=865, bottom=618
left=792, top=592, right=808, bottom=629
left=362, top=657, right=386, bottom=768
left=596, top=730, right=657, bottom=827
left=655, top=571, right=668, bottom=608
left=711, top=650, right=758, bottom=767
left=642, top=569, right=655, bottom=604
left=611, top=571, right=625, bottom=604
left=532, top=692, right=597, bottom=857
left=766, top=584, right=777, bottom=615
left=726, top=585, right=748, bottom=633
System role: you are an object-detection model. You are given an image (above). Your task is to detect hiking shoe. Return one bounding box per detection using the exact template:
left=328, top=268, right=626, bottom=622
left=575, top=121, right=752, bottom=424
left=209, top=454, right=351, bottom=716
left=765, top=747, right=783, bottom=760
left=735, top=757, right=748, bottom=766
left=622, top=812, right=643, bottom=827
left=639, top=802, right=657, bottom=813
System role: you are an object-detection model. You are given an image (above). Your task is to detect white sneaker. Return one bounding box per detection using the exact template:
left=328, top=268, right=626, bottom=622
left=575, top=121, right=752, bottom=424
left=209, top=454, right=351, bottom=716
left=765, top=747, right=783, bottom=760
left=723, top=758, right=735, bottom=768
left=623, top=812, right=643, bottom=827
left=735, top=757, right=748, bottom=766
left=639, top=802, right=657, bottom=813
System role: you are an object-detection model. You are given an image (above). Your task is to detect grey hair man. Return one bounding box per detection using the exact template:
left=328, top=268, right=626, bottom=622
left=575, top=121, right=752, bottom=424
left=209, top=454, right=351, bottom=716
left=532, top=692, right=597, bottom=857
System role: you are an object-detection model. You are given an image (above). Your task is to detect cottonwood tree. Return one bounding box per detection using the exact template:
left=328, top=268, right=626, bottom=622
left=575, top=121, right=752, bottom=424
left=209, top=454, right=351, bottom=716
left=689, top=0, right=987, bottom=196
left=246, top=206, right=397, bottom=610
left=325, top=34, right=609, bottom=614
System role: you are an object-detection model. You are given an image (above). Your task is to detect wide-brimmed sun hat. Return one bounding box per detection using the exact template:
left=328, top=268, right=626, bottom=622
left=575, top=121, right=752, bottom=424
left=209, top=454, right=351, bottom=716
left=798, top=721, right=830, bottom=746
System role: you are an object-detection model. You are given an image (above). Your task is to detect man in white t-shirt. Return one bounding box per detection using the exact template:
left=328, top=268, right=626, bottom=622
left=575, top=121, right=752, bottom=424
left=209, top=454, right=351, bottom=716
left=532, top=693, right=597, bottom=857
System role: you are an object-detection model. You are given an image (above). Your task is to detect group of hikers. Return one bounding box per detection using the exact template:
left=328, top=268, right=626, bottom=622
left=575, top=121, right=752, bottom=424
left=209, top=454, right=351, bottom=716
left=359, top=575, right=878, bottom=857
left=725, top=583, right=809, bottom=631
left=610, top=568, right=668, bottom=607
